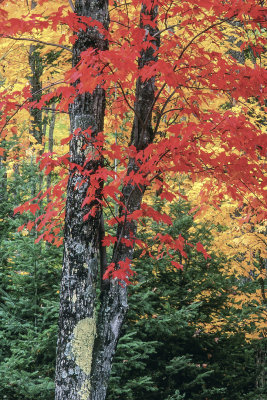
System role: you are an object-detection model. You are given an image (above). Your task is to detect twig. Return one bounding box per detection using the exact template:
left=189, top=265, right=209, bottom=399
left=1, top=35, right=72, bottom=53
left=179, top=16, right=236, bottom=60
left=0, top=80, right=65, bottom=135
left=68, top=0, right=75, bottom=12
left=153, top=88, right=177, bottom=136
left=42, top=107, right=68, bottom=114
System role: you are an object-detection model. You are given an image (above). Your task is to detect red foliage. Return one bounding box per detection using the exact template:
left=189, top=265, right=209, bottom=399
left=1, top=0, right=266, bottom=282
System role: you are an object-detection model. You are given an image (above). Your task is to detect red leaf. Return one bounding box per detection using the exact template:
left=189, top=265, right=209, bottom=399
left=17, top=224, right=25, bottom=232
left=102, top=235, right=117, bottom=246
left=103, top=258, right=135, bottom=285
left=26, top=221, right=35, bottom=231
left=61, top=134, right=73, bottom=145
left=103, top=262, right=115, bottom=280
left=171, top=261, right=183, bottom=271
left=29, top=204, right=40, bottom=216
left=141, top=203, right=173, bottom=225
left=35, top=234, right=44, bottom=244
left=196, top=242, right=211, bottom=260
left=160, top=191, right=176, bottom=202
left=14, top=205, right=24, bottom=215
left=121, top=237, right=134, bottom=247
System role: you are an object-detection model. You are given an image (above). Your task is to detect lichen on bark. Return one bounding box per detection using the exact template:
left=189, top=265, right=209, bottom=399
left=79, top=380, right=91, bottom=400
left=72, top=316, right=97, bottom=376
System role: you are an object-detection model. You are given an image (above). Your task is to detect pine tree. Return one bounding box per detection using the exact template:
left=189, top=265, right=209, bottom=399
left=0, top=161, right=61, bottom=400
left=107, top=200, right=262, bottom=400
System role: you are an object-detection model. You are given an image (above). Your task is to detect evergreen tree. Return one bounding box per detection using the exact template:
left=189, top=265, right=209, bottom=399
left=107, top=200, right=263, bottom=400
left=0, top=161, right=61, bottom=400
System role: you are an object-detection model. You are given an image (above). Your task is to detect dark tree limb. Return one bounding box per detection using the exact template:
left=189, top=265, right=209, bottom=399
left=1, top=35, right=72, bottom=53
left=89, top=3, right=160, bottom=399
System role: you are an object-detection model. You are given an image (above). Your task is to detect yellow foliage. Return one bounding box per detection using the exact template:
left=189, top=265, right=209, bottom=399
left=186, top=178, right=266, bottom=340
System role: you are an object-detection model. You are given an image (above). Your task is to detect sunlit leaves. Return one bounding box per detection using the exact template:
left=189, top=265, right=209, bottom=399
left=0, top=0, right=266, bottom=283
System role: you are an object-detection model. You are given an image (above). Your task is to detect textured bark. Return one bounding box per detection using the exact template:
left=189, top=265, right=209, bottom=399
left=55, top=1, right=159, bottom=399
left=28, top=1, right=44, bottom=201
left=29, top=42, right=43, bottom=144
left=89, top=4, right=160, bottom=400
left=55, top=1, right=109, bottom=399
left=47, top=103, right=56, bottom=195
left=256, top=342, right=266, bottom=396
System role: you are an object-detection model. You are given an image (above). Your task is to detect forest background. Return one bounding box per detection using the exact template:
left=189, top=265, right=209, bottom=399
left=0, top=0, right=266, bottom=399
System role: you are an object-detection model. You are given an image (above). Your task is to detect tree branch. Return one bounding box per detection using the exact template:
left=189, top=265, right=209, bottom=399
left=1, top=35, right=72, bottom=53
left=99, top=212, right=108, bottom=286
left=68, top=0, right=75, bottom=12
left=116, top=80, right=144, bottom=128
left=0, top=80, right=65, bottom=136
left=153, top=88, right=177, bottom=136
left=179, top=17, right=236, bottom=60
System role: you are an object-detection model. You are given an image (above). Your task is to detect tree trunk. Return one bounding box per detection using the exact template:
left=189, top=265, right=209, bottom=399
left=29, top=0, right=43, bottom=145
left=47, top=103, right=56, bottom=196
left=90, top=3, right=159, bottom=399
left=29, top=0, right=44, bottom=201
left=29, top=42, right=43, bottom=144
left=55, top=1, right=159, bottom=399
left=55, top=0, right=109, bottom=399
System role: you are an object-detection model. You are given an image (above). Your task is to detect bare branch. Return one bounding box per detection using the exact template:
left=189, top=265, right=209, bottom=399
left=68, top=0, right=75, bottom=12
left=116, top=80, right=144, bottom=128
left=153, top=88, right=177, bottom=136
left=42, top=107, right=68, bottom=114
left=1, top=35, right=72, bottom=53
left=0, top=80, right=65, bottom=136
left=153, top=23, right=180, bottom=37
left=179, top=17, right=236, bottom=60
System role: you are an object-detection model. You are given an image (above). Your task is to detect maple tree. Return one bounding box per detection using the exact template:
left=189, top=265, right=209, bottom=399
left=0, top=0, right=266, bottom=399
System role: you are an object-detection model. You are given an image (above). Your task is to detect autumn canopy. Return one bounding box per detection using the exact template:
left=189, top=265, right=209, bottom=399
left=0, top=0, right=266, bottom=398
